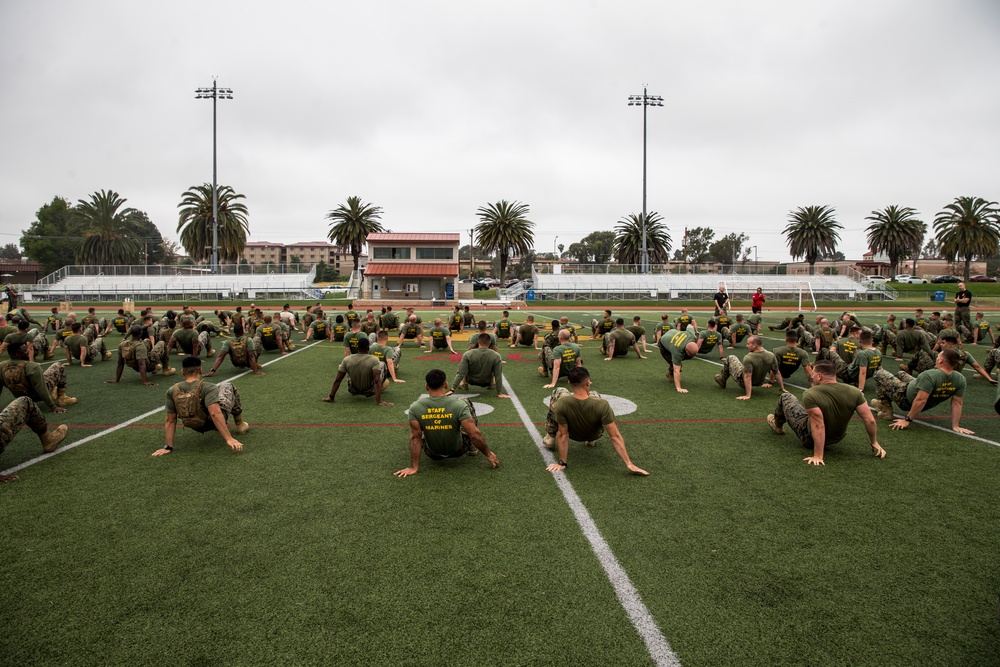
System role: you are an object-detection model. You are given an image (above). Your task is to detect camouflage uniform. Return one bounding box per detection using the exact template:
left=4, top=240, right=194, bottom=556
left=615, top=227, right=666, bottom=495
left=0, top=361, right=68, bottom=405
left=0, top=396, right=51, bottom=453
left=873, top=369, right=914, bottom=411
left=770, top=392, right=813, bottom=449
left=544, top=387, right=602, bottom=440
left=983, top=348, right=1000, bottom=376
left=719, top=355, right=750, bottom=389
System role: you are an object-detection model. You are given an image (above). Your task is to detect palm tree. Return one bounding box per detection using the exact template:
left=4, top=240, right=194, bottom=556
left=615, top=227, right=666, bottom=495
left=475, top=200, right=535, bottom=283
left=614, top=212, right=672, bottom=265
left=865, top=205, right=924, bottom=277
left=72, top=189, right=144, bottom=265
left=933, top=196, right=1000, bottom=280
left=783, top=205, right=843, bottom=275
left=326, top=196, right=385, bottom=272
left=177, top=184, right=250, bottom=263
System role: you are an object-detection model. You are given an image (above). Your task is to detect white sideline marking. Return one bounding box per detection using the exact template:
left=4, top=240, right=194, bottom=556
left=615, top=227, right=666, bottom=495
left=504, top=379, right=680, bottom=667
left=0, top=341, right=322, bottom=477
left=694, top=356, right=1000, bottom=448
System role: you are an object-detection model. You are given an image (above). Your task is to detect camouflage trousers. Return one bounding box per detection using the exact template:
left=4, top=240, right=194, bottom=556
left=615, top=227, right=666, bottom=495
left=1, top=363, right=67, bottom=403
left=216, top=383, right=242, bottom=420
left=378, top=346, right=402, bottom=378
left=0, top=396, right=49, bottom=454
left=983, top=348, right=1000, bottom=376
left=422, top=397, right=478, bottom=460
left=956, top=306, right=972, bottom=332
left=874, top=369, right=913, bottom=411
left=83, top=319, right=107, bottom=343
left=720, top=355, right=749, bottom=389
left=131, top=341, right=170, bottom=372
left=904, top=350, right=935, bottom=375
left=771, top=392, right=813, bottom=449
left=544, top=387, right=603, bottom=439
left=800, top=329, right=815, bottom=349
left=198, top=330, right=214, bottom=354
left=601, top=332, right=626, bottom=357
left=27, top=329, right=48, bottom=354
left=827, top=348, right=853, bottom=384
left=881, top=328, right=897, bottom=353
left=83, top=337, right=108, bottom=363
left=541, top=345, right=555, bottom=373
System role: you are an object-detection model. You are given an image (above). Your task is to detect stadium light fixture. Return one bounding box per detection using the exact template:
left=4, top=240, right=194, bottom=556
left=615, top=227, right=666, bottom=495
left=195, top=79, right=234, bottom=274
left=627, top=86, right=663, bottom=274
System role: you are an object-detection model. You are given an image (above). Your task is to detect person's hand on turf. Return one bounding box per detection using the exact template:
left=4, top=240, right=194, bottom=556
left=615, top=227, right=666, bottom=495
left=871, top=442, right=887, bottom=458
left=203, top=370, right=215, bottom=377
left=377, top=401, right=393, bottom=407
left=485, top=452, right=499, bottom=468
left=736, top=395, right=751, bottom=401
left=143, top=381, right=157, bottom=386
left=803, top=456, right=825, bottom=466
left=676, top=387, right=688, bottom=394
left=152, top=447, right=171, bottom=456
left=761, top=383, right=772, bottom=388
left=952, top=425, right=975, bottom=435
left=226, top=438, right=243, bottom=452
left=253, top=370, right=265, bottom=376
left=0, top=473, right=19, bottom=482
left=546, top=461, right=566, bottom=472
left=104, top=379, right=118, bottom=384
left=394, top=467, right=418, bottom=477
left=627, top=464, right=649, bottom=476
left=497, top=393, right=510, bottom=399
left=393, top=378, right=406, bottom=383
left=890, top=418, right=909, bottom=430
left=81, top=363, right=92, bottom=368
left=51, top=406, right=66, bottom=414
left=322, top=396, right=334, bottom=403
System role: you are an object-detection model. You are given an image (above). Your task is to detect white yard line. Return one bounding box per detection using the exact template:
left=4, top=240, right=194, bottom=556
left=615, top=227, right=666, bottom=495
left=0, top=341, right=322, bottom=476
left=503, top=377, right=681, bottom=667
left=693, top=355, right=1000, bottom=448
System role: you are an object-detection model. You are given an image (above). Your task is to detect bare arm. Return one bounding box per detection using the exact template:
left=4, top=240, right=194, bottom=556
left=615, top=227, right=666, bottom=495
left=857, top=366, right=868, bottom=393
left=804, top=407, right=826, bottom=465
left=324, top=370, right=347, bottom=401
left=544, top=360, right=561, bottom=389
left=207, top=402, right=243, bottom=451
left=153, top=412, right=179, bottom=455
left=394, top=421, right=425, bottom=477
left=546, top=422, right=571, bottom=471
left=856, top=402, right=885, bottom=457
left=950, top=395, right=973, bottom=434
left=605, top=421, right=648, bottom=475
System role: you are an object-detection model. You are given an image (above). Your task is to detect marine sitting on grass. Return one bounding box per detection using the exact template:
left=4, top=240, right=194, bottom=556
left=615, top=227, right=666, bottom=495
left=394, top=368, right=499, bottom=477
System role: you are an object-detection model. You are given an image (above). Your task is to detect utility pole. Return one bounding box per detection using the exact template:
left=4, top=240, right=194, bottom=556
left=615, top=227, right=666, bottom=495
left=469, top=228, right=475, bottom=279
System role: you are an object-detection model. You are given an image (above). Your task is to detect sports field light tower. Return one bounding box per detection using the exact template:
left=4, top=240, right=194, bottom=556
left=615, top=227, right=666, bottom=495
left=627, top=86, right=663, bottom=274
left=195, top=80, right=234, bottom=274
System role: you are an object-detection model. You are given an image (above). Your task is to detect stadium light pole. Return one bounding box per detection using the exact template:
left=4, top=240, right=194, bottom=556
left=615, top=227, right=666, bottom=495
left=195, top=80, right=233, bottom=274
left=628, top=86, right=663, bottom=274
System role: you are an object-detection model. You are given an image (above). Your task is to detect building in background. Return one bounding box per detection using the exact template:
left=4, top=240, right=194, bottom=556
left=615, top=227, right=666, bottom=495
left=242, top=241, right=364, bottom=273
left=363, top=233, right=460, bottom=301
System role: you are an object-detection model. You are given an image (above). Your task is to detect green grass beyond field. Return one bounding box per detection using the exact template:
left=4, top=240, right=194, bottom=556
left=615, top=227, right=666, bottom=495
left=1, top=306, right=998, bottom=666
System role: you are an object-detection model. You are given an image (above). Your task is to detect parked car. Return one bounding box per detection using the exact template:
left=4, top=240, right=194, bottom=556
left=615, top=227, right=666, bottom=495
left=969, top=275, right=997, bottom=283
left=865, top=275, right=888, bottom=282
left=895, top=275, right=929, bottom=284
left=503, top=278, right=522, bottom=288
left=931, top=275, right=962, bottom=283
left=481, top=277, right=500, bottom=287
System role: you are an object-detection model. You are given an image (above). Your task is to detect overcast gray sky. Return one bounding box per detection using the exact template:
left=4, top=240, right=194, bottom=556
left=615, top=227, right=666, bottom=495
left=2, top=0, right=998, bottom=266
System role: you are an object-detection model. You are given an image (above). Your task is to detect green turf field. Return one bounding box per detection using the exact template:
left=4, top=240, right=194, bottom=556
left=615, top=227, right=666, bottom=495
left=1, top=306, right=998, bottom=666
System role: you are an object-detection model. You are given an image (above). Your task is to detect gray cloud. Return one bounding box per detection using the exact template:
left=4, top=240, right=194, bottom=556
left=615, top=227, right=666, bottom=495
left=1, top=0, right=997, bottom=264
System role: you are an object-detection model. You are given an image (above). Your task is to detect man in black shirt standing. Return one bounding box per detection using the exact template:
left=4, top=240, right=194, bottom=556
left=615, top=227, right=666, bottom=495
left=954, top=281, right=972, bottom=333
left=713, top=285, right=730, bottom=316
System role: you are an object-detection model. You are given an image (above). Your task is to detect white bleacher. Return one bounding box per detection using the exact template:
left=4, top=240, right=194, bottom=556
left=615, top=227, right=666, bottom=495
left=30, top=264, right=314, bottom=301
left=531, top=266, right=892, bottom=303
